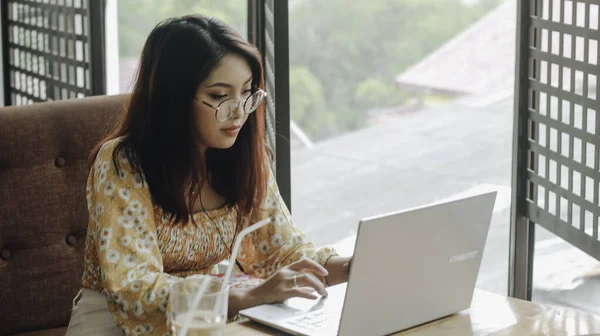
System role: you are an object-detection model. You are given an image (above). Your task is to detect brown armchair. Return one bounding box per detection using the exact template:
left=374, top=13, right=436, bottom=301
left=0, top=95, right=126, bottom=335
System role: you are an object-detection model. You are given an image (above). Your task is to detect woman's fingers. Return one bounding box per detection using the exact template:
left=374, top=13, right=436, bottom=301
left=287, top=287, right=320, bottom=300
left=288, top=258, right=328, bottom=277
left=293, top=272, right=327, bottom=297
left=256, top=259, right=331, bottom=304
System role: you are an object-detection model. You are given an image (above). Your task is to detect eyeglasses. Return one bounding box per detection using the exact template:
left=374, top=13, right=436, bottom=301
left=200, top=89, right=267, bottom=122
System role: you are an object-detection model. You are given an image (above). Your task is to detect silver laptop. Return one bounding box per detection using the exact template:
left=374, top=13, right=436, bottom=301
left=240, top=189, right=497, bottom=336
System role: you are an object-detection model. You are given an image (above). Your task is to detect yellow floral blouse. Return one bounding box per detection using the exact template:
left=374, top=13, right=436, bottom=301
left=81, top=138, right=337, bottom=335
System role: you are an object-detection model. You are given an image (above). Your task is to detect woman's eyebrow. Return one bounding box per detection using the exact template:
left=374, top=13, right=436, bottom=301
left=206, top=76, right=253, bottom=89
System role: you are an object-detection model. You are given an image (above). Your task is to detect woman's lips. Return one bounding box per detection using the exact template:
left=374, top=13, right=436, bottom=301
left=222, top=125, right=241, bottom=136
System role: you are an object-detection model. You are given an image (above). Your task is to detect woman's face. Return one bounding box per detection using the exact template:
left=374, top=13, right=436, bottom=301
left=193, top=53, right=253, bottom=150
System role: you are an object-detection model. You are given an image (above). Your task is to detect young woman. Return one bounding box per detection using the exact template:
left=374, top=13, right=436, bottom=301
left=66, top=14, right=351, bottom=335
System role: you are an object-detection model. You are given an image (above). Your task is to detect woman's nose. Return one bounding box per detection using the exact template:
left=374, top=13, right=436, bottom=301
left=230, top=99, right=245, bottom=119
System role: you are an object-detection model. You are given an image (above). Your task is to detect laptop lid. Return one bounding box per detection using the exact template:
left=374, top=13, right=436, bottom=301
left=337, top=190, right=496, bottom=336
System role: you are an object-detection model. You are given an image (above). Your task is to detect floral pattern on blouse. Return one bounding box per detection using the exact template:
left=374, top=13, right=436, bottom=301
left=81, top=138, right=338, bottom=335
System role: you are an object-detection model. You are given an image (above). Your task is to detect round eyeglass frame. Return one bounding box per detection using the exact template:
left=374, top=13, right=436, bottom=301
left=200, top=89, right=267, bottom=122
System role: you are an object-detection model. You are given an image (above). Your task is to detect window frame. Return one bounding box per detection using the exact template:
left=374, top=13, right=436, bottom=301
left=248, top=0, right=292, bottom=212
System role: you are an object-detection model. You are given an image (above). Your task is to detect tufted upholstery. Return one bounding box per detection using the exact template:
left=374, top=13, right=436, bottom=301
left=0, top=95, right=127, bottom=335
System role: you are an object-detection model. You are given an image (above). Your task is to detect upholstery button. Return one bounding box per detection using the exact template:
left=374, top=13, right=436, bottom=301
left=55, top=157, right=66, bottom=168
left=1, top=249, right=10, bottom=260
left=66, top=235, right=76, bottom=246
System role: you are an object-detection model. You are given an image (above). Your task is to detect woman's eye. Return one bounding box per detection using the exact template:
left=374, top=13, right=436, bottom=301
left=242, top=89, right=252, bottom=96
left=210, top=94, right=228, bottom=100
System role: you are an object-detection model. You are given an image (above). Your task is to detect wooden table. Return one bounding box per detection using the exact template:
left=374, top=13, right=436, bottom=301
left=224, top=289, right=600, bottom=335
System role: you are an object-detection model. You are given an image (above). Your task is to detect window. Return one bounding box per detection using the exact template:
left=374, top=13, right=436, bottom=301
left=517, top=0, right=600, bottom=310
left=1, top=0, right=101, bottom=105
left=107, top=0, right=246, bottom=94
left=289, top=0, right=512, bottom=298
left=532, top=225, right=600, bottom=314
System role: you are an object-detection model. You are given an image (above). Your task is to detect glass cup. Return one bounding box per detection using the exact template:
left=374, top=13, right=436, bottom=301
left=168, top=275, right=229, bottom=336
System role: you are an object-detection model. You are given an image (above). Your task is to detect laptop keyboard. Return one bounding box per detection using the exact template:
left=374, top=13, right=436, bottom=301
left=283, top=310, right=340, bottom=334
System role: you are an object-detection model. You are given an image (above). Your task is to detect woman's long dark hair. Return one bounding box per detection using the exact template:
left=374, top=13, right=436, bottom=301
left=91, top=14, right=269, bottom=226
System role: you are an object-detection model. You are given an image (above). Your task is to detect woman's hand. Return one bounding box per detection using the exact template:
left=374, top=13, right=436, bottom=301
left=323, top=255, right=352, bottom=287
left=248, top=258, right=329, bottom=304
